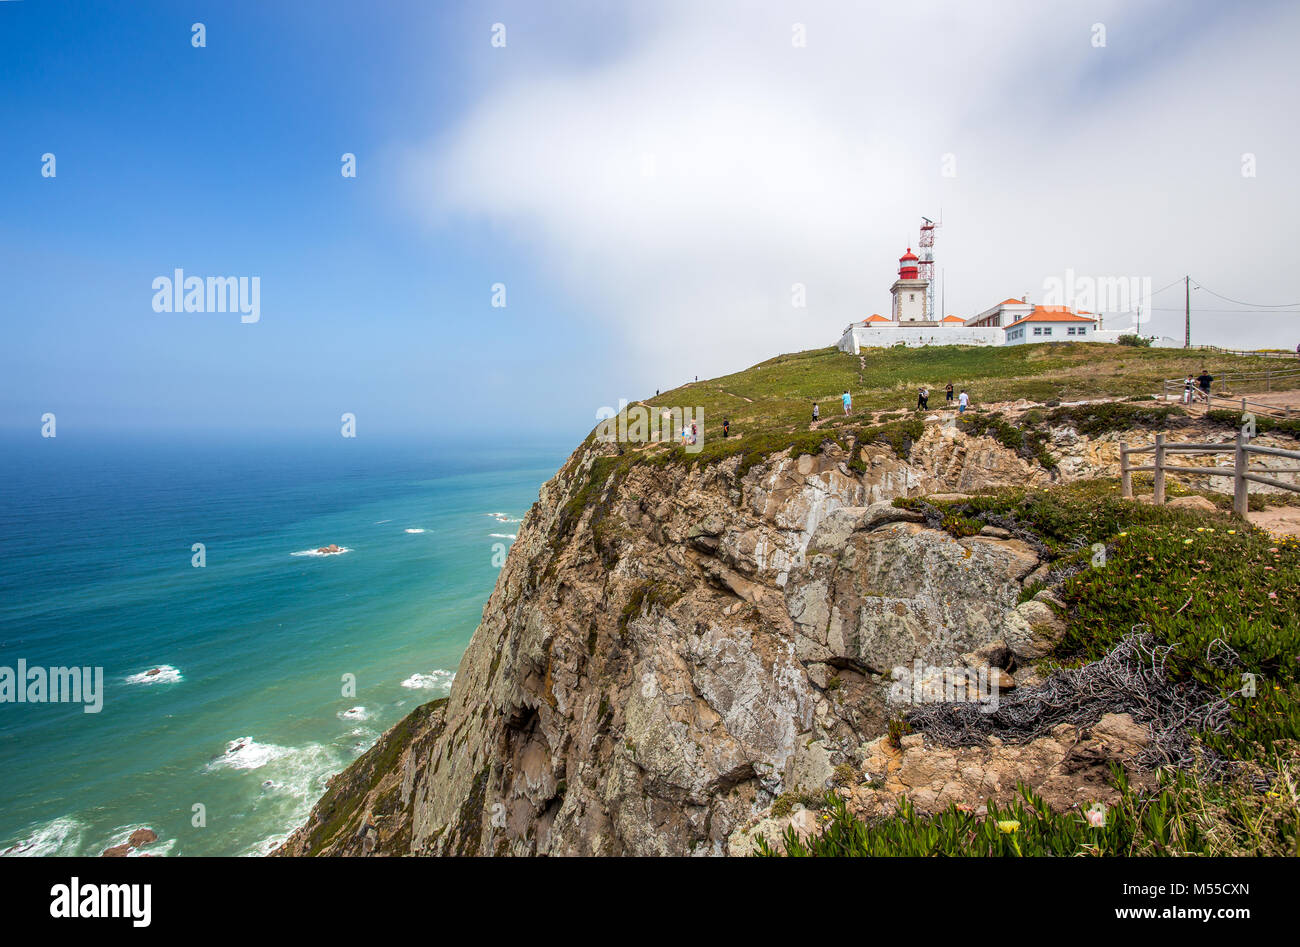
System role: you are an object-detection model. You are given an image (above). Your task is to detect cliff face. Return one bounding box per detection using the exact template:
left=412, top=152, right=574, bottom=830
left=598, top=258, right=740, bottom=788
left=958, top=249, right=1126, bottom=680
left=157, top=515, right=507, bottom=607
left=277, top=412, right=1296, bottom=857
left=282, top=419, right=1064, bottom=856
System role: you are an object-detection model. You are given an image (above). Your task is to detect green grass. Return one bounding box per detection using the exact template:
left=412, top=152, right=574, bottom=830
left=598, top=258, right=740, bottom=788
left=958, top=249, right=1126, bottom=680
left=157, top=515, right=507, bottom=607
left=645, top=342, right=1285, bottom=448
left=571, top=344, right=1285, bottom=495
left=1203, top=409, right=1300, bottom=440
left=899, top=481, right=1300, bottom=760
left=1042, top=401, right=1185, bottom=437
left=758, top=761, right=1300, bottom=857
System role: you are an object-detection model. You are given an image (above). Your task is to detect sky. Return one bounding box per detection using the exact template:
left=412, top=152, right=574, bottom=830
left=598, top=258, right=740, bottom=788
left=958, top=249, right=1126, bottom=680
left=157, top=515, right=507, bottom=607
left=2, top=0, right=1298, bottom=440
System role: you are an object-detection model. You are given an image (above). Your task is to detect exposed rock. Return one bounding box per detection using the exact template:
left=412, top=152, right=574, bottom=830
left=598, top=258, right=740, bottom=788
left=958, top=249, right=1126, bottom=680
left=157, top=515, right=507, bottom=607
left=754, top=712, right=1157, bottom=830
left=1002, top=599, right=1068, bottom=660
left=280, top=407, right=1232, bottom=857
left=1167, top=495, right=1217, bottom=512
left=989, top=668, right=1016, bottom=691
left=127, top=828, right=157, bottom=847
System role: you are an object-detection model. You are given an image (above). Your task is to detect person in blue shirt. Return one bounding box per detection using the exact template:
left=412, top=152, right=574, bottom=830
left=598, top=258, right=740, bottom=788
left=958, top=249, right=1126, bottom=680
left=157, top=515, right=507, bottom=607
left=842, top=390, right=852, bottom=415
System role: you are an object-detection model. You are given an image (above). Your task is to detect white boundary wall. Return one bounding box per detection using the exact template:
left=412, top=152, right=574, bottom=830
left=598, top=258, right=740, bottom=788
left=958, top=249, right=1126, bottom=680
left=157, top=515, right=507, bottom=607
left=837, top=325, right=1004, bottom=353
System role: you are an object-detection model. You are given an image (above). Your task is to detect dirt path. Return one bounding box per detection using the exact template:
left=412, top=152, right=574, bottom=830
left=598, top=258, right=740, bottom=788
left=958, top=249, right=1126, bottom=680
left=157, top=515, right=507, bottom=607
left=1176, top=388, right=1300, bottom=418
left=1247, top=505, right=1300, bottom=539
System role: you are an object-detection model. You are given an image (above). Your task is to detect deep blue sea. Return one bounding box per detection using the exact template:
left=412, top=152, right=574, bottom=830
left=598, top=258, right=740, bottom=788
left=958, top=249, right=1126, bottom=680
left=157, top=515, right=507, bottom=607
left=0, top=434, right=568, bottom=856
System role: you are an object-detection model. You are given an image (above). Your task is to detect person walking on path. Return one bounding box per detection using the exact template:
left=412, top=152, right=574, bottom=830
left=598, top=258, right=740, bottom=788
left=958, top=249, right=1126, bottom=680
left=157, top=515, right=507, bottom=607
left=1196, top=369, right=1214, bottom=403
left=1182, top=375, right=1194, bottom=404
left=842, top=390, right=852, bottom=415
left=945, top=382, right=954, bottom=403
left=958, top=390, right=969, bottom=414
left=812, top=402, right=820, bottom=423
left=722, top=417, right=730, bottom=438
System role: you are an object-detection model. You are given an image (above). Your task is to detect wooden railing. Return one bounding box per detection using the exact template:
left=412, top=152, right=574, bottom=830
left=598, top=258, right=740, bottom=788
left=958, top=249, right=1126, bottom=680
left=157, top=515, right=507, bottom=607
left=1120, top=432, right=1300, bottom=517
left=1188, top=344, right=1300, bottom=360
left=1162, top=367, right=1300, bottom=417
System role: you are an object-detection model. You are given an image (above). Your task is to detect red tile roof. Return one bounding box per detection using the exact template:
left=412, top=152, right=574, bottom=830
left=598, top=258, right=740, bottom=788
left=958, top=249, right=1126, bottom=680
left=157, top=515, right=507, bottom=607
left=864, top=313, right=891, bottom=323
left=999, top=298, right=1028, bottom=306
left=942, top=314, right=965, bottom=323
left=1005, top=306, right=1098, bottom=329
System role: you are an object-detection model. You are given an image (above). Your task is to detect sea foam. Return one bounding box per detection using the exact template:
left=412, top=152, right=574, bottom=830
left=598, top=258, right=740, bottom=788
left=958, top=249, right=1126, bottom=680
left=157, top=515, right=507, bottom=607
left=1, top=816, right=85, bottom=857
left=206, top=737, right=292, bottom=771
left=401, top=669, right=455, bottom=692
left=125, top=665, right=183, bottom=685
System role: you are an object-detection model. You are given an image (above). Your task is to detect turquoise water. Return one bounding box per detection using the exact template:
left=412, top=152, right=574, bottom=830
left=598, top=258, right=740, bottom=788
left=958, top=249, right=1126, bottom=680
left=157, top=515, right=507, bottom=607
left=0, top=435, right=567, bottom=856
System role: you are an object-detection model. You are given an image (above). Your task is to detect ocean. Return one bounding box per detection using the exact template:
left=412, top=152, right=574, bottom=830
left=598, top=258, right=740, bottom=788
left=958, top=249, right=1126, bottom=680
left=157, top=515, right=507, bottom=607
left=0, top=434, right=569, bottom=856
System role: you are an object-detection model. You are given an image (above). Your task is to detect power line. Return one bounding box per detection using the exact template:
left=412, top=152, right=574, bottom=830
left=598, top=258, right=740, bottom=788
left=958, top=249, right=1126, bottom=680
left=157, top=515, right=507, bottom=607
left=1148, top=277, right=1187, bottom=298
left=1152, top=307, right=1300, bottom=314
left=1191, top=281, right=1299, bottom=309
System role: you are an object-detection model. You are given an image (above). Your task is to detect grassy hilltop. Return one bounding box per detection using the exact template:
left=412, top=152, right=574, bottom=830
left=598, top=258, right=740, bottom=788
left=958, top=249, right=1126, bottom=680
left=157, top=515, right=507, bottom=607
left=650, top=342, right=1285, bottom=439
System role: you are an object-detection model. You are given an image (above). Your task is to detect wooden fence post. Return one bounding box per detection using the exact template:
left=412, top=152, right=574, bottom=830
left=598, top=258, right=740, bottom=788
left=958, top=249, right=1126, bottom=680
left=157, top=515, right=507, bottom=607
left=1233, top=429, right=1249, bottom=518
left=1120, top=442, right=1131, bottom=498
left=1153, top=434, right=1166, bottom=505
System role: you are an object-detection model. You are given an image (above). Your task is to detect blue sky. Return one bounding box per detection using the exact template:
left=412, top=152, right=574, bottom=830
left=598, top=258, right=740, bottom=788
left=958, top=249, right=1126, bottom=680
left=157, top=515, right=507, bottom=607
left=1, top=1, right=634, bottom=438
left=3, top=0, right=1298, bottom=439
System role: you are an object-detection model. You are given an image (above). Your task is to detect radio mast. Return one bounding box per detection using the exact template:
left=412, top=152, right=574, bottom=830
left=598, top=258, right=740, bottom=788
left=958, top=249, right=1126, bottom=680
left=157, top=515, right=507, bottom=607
left=918, top=217, right=939, bottom=320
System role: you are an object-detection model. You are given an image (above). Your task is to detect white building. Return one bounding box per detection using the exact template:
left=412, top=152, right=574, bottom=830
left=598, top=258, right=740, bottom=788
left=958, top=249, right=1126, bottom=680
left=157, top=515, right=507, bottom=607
left=1000, top=306, right=1097, bottom=345
left=836, top=244, right=1117, bottom=353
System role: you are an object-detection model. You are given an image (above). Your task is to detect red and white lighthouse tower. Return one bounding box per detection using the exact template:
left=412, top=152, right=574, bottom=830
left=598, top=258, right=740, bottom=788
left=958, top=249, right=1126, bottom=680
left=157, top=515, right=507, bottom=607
left=891, top=247, right=929, bottom=321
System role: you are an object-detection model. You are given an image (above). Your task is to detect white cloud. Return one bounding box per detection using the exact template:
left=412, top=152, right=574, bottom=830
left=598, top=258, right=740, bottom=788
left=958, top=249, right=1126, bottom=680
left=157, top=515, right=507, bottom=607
left=405, top=0, right=1300, bottom=383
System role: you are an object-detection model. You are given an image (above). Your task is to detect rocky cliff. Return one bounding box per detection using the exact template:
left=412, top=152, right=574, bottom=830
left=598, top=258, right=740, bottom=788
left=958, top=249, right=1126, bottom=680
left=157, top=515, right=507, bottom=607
left=276, top=409, right=1296, bottom=857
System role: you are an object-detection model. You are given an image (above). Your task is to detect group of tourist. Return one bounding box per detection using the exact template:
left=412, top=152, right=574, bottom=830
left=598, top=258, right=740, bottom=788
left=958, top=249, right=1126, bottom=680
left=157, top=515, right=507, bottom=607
left=813, top=382, right=970, bottom=424
left=916, top=382, right=969, bottom=412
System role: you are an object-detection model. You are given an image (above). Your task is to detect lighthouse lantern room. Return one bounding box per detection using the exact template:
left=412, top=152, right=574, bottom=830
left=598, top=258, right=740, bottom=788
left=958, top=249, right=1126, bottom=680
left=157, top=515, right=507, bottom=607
left=890, top=247, right=929, bottom=322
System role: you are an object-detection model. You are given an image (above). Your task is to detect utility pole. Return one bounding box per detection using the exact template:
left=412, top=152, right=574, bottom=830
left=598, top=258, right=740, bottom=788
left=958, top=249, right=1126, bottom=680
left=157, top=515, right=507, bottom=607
left=1184, top=275, right=1190, bottom=348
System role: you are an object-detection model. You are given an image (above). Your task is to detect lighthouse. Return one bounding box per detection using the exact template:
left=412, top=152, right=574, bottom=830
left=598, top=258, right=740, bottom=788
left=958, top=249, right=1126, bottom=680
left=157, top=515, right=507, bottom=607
left=890, top=247, right=929, bottom=322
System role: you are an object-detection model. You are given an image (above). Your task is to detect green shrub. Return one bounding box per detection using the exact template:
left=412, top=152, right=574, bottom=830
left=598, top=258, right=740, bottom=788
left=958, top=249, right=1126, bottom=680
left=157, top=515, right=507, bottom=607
left=957, top=410, right=1057, bottom=470
left=904, top=481, right=1300, bottom=761
left=1044, top=402, right=1184, bottom=437
left=756, top=757, right=1300, bottom=857
left=854, top=417, right=925, bottom=461
left=1204, top=410, right=1300, bottom=440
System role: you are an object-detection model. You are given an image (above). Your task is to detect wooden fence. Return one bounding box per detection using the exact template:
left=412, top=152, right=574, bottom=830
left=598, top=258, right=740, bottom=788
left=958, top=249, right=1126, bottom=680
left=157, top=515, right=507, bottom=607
left=1188, top=345, right=1300, bottom=360
left=1120, top=432, right=1300, bottom=517
left=1163, top=366, right=1300, bottom=417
